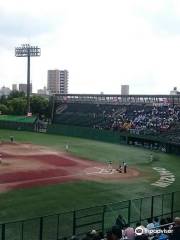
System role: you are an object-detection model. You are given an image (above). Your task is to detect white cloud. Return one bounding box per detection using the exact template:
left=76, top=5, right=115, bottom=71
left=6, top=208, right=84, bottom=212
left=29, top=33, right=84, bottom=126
left=0, top=0, right=180, bottom=94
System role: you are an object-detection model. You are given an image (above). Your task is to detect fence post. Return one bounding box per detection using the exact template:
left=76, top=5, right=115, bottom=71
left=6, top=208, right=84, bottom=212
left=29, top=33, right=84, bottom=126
left=140, top=198, right=142, bottom=222
left=162, top=194, right=164, bottom=217
left=56, top=215, right=60, bottom=240
left=21, top=221, right=24, bottom=240
left=73, top=211, right=76, bottom=235
left=1, top=224, right=5, bottom=240
left=171, top=192, right=175, bottom=220
left=128, top=200, right=131, bottom=224
left=39, top=217, right=43, bottom=240
left=102, top=205, right=106, bottom=234
left=151, top=196, right=154, bottom=219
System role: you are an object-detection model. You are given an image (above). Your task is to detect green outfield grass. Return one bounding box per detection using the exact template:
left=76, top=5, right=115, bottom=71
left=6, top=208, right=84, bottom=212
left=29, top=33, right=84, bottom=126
left=0, top=129, right=179, bottom=223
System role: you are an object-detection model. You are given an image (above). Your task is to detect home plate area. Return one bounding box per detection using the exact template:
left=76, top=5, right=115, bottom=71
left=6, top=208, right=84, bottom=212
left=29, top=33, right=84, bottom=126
left=85, top=167, right=117, bottom=175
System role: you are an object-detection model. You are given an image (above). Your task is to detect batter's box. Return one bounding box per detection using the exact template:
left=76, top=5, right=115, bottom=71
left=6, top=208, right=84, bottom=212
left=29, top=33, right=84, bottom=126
left=85, top=167, right=116, bottom=175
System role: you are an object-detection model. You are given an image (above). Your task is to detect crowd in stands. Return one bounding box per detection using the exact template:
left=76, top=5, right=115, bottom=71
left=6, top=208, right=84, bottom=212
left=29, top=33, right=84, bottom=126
left=55, top=103, right=180, bottom=144
left=99, top=105, right=180, bottom=135
left=55, top=103, right=180, bottom=136
left=68, top=215, right=180, bottom=240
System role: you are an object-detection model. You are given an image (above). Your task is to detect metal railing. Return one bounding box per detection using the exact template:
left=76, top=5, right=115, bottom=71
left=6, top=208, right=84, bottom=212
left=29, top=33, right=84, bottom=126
left=0, top=191, right=179, bottom=240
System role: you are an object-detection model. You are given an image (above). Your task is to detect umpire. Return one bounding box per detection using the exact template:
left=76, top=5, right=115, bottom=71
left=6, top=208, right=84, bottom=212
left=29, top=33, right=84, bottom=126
left=123, top=162, right=128, bottom=173
left=10, top=136, right=14, bottom=143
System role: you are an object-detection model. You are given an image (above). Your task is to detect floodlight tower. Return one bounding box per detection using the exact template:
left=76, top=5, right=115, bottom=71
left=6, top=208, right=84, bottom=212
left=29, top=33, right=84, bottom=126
left=15, top=44, right=41, bottom=114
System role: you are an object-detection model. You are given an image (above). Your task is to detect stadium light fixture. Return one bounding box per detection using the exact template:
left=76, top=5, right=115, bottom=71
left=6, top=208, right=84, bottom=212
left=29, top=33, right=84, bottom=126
left=15, top=44, right=41, bottom=114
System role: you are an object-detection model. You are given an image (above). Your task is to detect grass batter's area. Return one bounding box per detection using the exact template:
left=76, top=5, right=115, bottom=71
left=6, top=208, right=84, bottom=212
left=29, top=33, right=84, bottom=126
left=0, top=129, right=179, bottom=223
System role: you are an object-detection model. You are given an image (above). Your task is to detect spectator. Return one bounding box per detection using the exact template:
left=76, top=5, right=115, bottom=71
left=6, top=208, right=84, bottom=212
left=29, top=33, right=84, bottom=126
left=115, top=215, right=126, bottom=229
left=106, top=230, right=113, bottom=240
left=111, top=225, right=122, bottom=240
left=135, top=235, right=148, bottom=240
left=154, top=217, right=160, bottom=228
left=160, top=219, right=167, bottom=227
left=157, top=231, right=168, bottom=240
left=124, top=223, right=135, bottom=240
left=71, top=236, right=79, bottom=240
left=166, top=217, right=174, bottom=230
left=135, top=223, right=148, bottom=240
left=146, top=218, right=154, bottom=230
left=170, top=217, right=180, bottom=240
left=151, top=218, right=169, bottom=240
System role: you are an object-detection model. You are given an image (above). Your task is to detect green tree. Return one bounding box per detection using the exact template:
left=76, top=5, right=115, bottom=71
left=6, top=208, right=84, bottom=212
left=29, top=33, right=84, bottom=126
left=0, top=104, right=9, bottom=114
left=8, top=90, right=25, bottom=100
left=30, top=96, right=49, bottom=117
left=7, top=98, right=27, bottom=115
left=0, top=95, right=7, bottom=105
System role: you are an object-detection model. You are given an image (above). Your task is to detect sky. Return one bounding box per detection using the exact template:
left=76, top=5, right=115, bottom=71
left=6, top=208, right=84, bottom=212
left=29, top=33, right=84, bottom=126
left=0, top=0, right=180, bottom=94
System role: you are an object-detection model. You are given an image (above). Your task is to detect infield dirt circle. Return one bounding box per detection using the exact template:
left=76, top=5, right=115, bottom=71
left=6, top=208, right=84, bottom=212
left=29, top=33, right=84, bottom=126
left=0, top=142, right=140, bottom=192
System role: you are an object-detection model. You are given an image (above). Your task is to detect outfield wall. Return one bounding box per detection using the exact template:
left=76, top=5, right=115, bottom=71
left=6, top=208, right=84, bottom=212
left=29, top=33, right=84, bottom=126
left=47, top=124, right=180, bottom=154
left=0, top=121, right=179, bottom=154
left=0, top=121, right=35, bottom=131
left=47, top=124, right=128, bottom=144
left=47, top=124, right=167, bottom=145
left=0, top=116, right=37, bottom=132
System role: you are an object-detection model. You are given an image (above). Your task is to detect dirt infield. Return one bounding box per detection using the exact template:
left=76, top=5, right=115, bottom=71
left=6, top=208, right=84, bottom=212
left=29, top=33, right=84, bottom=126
left=0, top=142, right=140, bottom=192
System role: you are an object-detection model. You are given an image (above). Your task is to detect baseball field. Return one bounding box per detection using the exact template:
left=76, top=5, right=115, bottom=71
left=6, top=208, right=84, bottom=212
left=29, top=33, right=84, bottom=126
left=0, top=129, right=179, bottom=223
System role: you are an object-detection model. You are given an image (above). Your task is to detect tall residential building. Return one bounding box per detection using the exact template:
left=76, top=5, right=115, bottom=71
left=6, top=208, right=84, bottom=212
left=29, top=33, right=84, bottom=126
left=19, top=83, right=32, bottom=95
left=59, top=70, right=68, bottom=94
left=12, top=84, right=18, bottom=91
left=47, top=69, right=69, bottom=95
left=121, top=85, right=129, bottom=95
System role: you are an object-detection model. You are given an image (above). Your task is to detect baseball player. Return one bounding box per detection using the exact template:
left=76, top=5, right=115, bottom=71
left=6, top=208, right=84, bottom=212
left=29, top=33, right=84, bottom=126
left=10, top=136, right=14, bottom=143
left=116, top=164, right=122, bottom=173
left=149, top=153, right=154, bottom=162
left=65, top=143, right=69, bottom=151
left=107, top=160, right=113, bottom=172
left=123, top=161, right=128, bottom=173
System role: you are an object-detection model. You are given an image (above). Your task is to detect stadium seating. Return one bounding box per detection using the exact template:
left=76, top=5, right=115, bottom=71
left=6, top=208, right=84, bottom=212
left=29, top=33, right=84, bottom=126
left=53, top=103, right=180, bottom=141
left=65, top=216, right=179, bottom=240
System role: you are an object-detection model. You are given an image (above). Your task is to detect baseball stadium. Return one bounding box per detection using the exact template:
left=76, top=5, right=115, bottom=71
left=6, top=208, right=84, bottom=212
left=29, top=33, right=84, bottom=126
left=0, top=94, right=180, bottom=240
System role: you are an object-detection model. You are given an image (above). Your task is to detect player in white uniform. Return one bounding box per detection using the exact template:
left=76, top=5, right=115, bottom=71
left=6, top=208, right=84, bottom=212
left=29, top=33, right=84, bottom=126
left=149, top=153, right=153, bottom=162
left=123, top=161, right=128, bottom=173
left=107, top=160, right=113, bottom=172
left=65, top=144, right=69, bottom=151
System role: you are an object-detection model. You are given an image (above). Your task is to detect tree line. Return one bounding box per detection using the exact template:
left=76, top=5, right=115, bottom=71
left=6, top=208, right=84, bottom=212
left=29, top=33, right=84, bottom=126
left=0, top=91, right=52, bottom=118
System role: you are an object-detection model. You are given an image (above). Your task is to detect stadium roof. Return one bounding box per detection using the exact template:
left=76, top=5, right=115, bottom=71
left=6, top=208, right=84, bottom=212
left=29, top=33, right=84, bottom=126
left=54, top=94, right=180, bottom=105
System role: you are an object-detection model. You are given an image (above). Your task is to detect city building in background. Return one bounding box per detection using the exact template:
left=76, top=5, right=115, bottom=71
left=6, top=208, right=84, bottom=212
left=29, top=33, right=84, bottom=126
left=12, top=84, right=18, bottom=91
left=170, top=87, right=180, bottom=95
left=37, top=87, right=49, bottom=96
left=0, top=86, right=11, bottom=97
left=121, top=85, right=129, bottom=95
left=47, top=69, right=69, bottom=95
left=59, top=70, right=68, bottom=94
left=47, top=70, right=60, bottom=94
left=19, top=83, right=32, bottom=95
